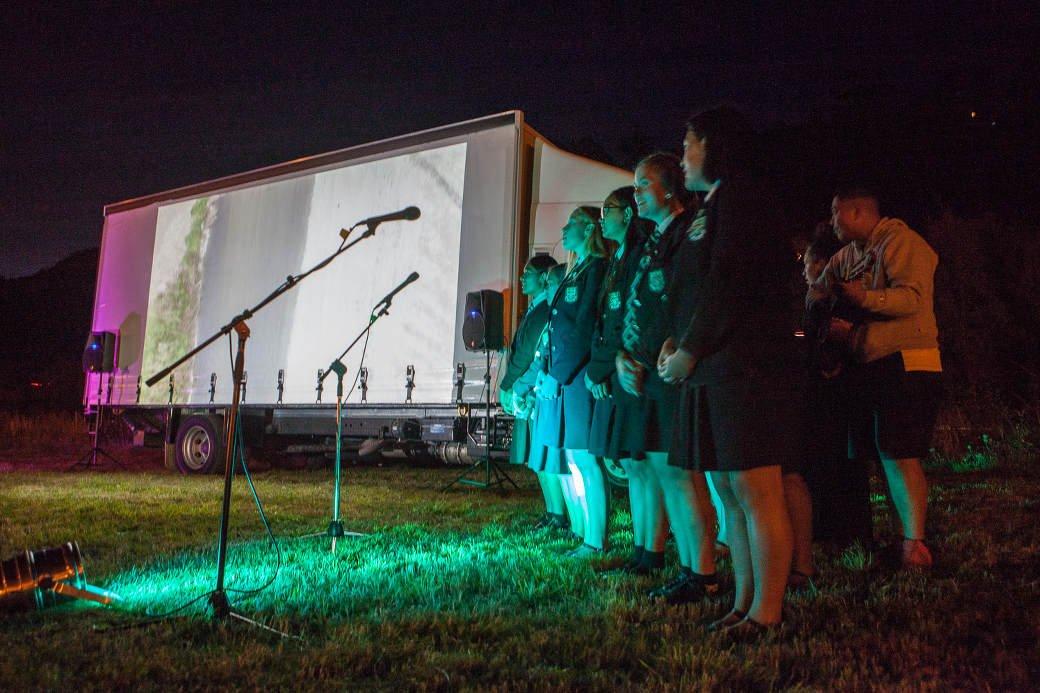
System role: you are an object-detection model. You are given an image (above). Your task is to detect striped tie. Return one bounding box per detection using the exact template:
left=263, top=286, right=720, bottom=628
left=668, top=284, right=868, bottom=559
left=622, top=224, right=665, bottom=362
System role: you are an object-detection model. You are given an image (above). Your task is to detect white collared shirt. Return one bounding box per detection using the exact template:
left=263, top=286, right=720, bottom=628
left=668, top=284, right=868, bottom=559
left=656, top=211, right=678, bottom=234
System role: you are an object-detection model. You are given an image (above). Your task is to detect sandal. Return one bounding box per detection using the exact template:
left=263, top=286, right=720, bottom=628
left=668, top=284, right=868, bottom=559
left=901, top=538, right=933, bottom=571
left=717, top=616, right=782, bottom=640
left=707, top=609, right=746, bottom=632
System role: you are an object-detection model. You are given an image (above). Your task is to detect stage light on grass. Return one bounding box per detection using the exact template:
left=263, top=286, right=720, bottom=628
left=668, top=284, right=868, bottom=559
left=0, top=542, right=120, bottom=613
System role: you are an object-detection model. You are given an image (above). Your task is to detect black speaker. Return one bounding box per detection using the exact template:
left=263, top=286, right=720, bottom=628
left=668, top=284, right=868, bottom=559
left=463, top=290, right=504, bottom=351
left=82, top=331, right=116, bottom=373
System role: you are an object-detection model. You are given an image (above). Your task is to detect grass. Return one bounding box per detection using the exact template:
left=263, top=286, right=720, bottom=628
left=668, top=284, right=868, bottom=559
left=1, top=448, right=1038, bottom=690
left=0, top=410, right=89, bottom=455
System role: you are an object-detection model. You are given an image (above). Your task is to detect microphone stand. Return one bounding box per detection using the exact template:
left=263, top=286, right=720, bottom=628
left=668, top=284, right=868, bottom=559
left=144, top=225, right=380, bottom=629
left=301, top=296, right=399, bottom=550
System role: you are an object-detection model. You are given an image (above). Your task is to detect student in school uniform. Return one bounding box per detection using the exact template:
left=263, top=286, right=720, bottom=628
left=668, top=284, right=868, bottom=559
left=660, top=107, right=802, bottom=632
left=534, top=206, right=612, bottom=556
left=500, top=254, right=564, bottom=529
left=585, top=185, right=657, bottom=572
left=613, top=153, right=719, bottom=601
left=528, top=265, right=582, bottom=535
left=801, top=228, right=873, bottom=551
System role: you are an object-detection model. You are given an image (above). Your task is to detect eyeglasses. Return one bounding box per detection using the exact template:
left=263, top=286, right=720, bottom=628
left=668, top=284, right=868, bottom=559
left=600, top=205, right=623, bottom=219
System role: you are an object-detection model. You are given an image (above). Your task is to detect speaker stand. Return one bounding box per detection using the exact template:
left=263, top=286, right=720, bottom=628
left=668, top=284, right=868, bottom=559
left=442, top=349, right=518, bottom=492
left=69, top=372, right=124, bottom=471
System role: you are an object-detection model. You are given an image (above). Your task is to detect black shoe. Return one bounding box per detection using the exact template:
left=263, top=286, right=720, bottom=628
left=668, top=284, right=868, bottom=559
left=549, top=514, right=571, bottom=531
left=647, top=570, right=690, bottom=598
left=531, top=514, right=555, bottom=530
left=648, top=569, right=719, bottom=605
left=633, top=550, right=665, bottom=576
left=564, top=543, right=604, bottom=559
left=598, top=555, right=641, bottom=576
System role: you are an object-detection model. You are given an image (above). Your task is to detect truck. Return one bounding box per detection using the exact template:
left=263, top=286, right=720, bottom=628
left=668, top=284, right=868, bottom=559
left=86, top=111, right=631, bottom=474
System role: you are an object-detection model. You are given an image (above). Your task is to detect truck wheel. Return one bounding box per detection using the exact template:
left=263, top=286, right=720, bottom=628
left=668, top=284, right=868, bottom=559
left=601, top=456, right=629, bottom=489
left=174, top=415, right=225, bottom=475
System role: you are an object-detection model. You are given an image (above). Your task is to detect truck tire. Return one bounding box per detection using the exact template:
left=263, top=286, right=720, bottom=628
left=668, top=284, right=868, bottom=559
left=601, top=456, right=629, bottom=489
left=174, top=415, right=225, bottom=475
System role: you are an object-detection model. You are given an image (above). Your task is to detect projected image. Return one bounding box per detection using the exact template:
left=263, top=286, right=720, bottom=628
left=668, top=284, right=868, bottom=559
left=139, top=197, right=214, bottom=403
left=139, top=143, right=467, bottom=405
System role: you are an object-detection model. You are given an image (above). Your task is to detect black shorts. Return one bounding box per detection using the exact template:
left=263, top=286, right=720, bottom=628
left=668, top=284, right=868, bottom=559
left=846, top=353, right=942, bottom=461
left=670, top=376, right=804, bottom=473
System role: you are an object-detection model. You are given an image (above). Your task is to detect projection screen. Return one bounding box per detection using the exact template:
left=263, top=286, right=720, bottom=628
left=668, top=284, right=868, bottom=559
left=88, top=116, right=523, bottom=407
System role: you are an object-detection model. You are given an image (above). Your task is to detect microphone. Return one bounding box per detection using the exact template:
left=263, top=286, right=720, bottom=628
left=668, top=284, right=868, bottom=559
left=340, top=206, right=421, bottom=238
left=375, top=271, right=420, bottom=308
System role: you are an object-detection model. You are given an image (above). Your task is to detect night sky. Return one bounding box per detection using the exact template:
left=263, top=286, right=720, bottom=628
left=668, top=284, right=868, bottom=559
left=2, top=1, right=1035, bottom=277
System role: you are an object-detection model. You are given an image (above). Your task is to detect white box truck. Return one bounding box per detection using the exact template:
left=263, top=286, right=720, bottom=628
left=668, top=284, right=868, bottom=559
left=86, top=111, right=630, bottom=473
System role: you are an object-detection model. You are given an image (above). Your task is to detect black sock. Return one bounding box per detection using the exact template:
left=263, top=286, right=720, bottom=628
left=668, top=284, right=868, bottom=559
left=687, top=569, right=718, bottom=584
left=630, top=546, right=645, bottom=565
left=551, top=512, right=567, bottom=526
left=641, top=550, right=664, bottom=569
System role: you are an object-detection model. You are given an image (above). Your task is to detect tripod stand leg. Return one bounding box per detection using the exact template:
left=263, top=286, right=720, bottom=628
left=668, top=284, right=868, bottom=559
left=68, top=380, right=125, bottom=471
left=442, top=348, right=520, bottom=492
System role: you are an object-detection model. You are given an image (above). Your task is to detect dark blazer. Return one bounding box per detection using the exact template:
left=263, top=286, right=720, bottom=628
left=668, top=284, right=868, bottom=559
left=675, top=176, right=801, bottom=385
left=545, top=256, right=607, bottom=386
left=628, top=208, right=697, bottom=369
left=500, top=299, right=550, bottom=392
left=587, top=241, right=644, bottom=384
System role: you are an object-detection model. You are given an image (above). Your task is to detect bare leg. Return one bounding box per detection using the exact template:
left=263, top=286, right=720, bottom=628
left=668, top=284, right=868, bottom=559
left=619, top=458, right=645, bottom=548
left=880, top=457, right=928, bottom=540
left=648, top=452, right=715, bottom=574
left=783, top=472, right=814, bottom=577
left=709, top=472, right=753, bottom=615
left=558, top=472, right=585, bottom=538
left=568, top=449, right=609, bottom=550
left=536, top=471, right=566, bottom=516
left=732, top=465, right=793, bottom=625
left=643, top=461, right=669, bottom=553
left=705, top=473, right=727, bottom=547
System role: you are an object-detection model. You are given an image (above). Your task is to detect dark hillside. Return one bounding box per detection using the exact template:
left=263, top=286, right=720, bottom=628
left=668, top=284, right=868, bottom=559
left=0, top=248, right=98, bottom=410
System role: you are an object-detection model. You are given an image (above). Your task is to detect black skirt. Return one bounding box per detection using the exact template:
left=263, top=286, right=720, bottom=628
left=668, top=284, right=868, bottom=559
left=588, top=397, right=615, bottom=458
left=533, top=366, right=595, bottom=452
left=609, top=371, right=679, bottom=459
left=529, top=400, right=568, bottom=475
left=588, top=372, right=625, bottom=458
left=508, top=415, right=534, bottom=465
left=670, top=375, right=803, bottom=472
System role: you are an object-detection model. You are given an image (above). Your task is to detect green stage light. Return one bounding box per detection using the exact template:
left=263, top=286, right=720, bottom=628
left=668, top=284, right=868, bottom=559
left=0, top=542, right=120, bottom=612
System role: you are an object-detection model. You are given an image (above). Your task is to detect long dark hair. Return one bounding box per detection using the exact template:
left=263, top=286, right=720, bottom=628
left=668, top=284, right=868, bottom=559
left=607, top=185, right=651, bottom=249
left=598, top=186, right=651, bottom=307
left=685, top=106, right=755, bottom=184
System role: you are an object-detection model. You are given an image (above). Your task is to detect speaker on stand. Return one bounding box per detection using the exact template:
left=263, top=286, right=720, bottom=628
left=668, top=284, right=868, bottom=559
left=444, top=290, right=518, bottom=491
left=69, top=331, right=124, bottom=471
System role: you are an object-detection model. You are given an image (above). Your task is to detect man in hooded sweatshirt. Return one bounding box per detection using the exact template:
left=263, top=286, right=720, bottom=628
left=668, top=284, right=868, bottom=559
left=812, top=184, right=942, bottom=571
